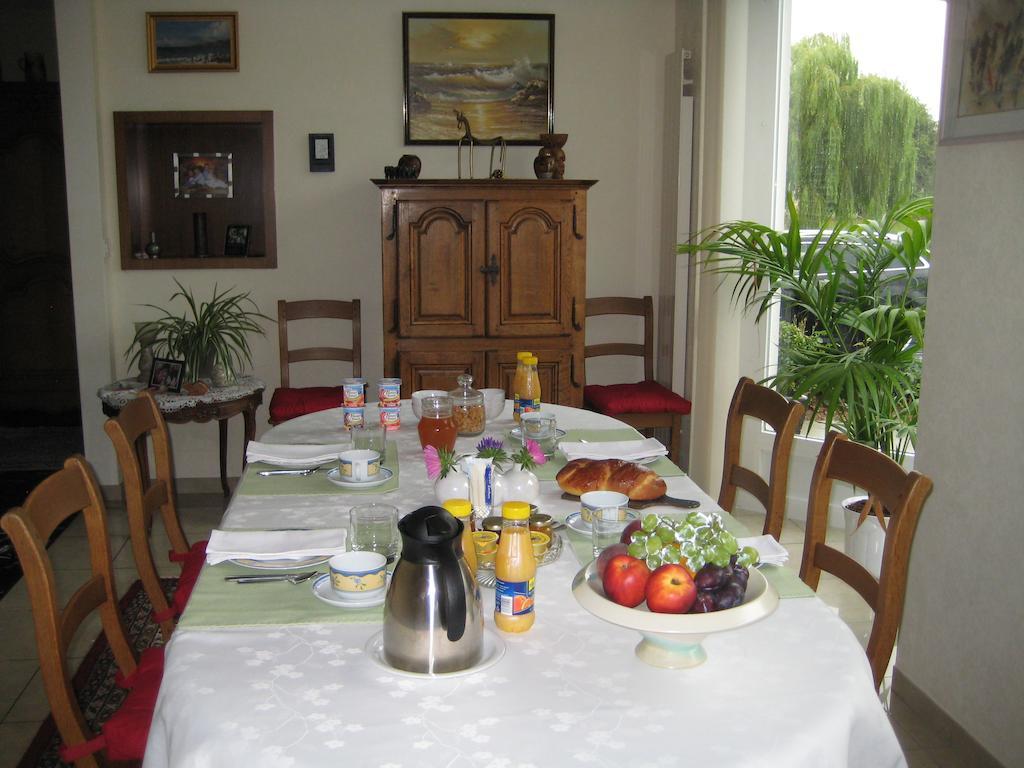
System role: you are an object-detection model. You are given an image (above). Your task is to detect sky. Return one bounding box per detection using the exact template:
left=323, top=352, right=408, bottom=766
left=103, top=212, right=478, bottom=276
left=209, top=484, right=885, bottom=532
left=791, top=0, right=949, bottom=118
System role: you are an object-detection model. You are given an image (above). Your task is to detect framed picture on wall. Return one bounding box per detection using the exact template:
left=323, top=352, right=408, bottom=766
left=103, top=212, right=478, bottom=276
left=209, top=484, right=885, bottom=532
left=173, top=152, right=233, bottom=198
left=403, top=12, right=555, bottom=145
left=147, top=12, right=239, bottom=73
left=224, top=224, right=251, bottom=256
left=939, top=0, right=1024, bottom=144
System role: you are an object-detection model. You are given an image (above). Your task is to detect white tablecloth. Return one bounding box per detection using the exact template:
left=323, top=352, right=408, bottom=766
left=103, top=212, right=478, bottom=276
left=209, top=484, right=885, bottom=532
left=144, top=402, right=905, bottom=768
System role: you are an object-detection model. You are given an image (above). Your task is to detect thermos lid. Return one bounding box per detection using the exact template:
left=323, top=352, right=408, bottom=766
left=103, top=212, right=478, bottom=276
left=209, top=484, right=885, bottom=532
left=399, top=505, right=461, bottom=543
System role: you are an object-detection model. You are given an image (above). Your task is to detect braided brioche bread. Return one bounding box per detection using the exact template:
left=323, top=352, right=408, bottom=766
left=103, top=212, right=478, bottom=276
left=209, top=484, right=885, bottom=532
left=556, top=458, right=667, bottom=501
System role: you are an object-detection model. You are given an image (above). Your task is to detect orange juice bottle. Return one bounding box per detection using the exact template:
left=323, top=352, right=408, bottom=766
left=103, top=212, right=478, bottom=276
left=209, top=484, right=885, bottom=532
left=512, top=351, right=532, bottom=423
left=442, top=498, right=477, bottom=576
left=519, top=356, right=542, bottom=416
left=494, top=501, right=536, bottom=633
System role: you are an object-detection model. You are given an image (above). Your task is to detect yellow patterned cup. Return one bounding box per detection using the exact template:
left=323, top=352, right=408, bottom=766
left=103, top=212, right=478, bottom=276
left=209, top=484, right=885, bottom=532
left=329, top=551, right=386, bottom=598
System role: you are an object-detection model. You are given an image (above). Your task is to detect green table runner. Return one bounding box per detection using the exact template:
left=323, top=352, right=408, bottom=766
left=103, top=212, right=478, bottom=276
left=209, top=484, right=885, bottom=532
left=528, top=428, right=685, bottom=481
left=237, top=442, right=399, bottom=496
left=178, top=560, right=384, bottom=629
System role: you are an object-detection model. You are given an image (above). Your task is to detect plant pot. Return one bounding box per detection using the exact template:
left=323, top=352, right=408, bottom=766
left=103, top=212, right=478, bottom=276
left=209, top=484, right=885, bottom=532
left=842, top=495, right=886, bottom=579
left=198, top=353, right=237, bottom=387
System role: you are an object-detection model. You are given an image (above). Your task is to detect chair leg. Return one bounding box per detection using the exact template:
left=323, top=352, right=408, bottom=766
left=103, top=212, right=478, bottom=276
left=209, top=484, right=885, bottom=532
left=669, top=413, right=683, bottom=467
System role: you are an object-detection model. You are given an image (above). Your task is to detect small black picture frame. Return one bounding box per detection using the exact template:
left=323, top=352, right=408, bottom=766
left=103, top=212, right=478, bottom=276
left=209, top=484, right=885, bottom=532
left=224, top=224, right=251, bottom=256
left=308, top=133, right=335, bottom=172
left=149, top=357, right=185, bottom=393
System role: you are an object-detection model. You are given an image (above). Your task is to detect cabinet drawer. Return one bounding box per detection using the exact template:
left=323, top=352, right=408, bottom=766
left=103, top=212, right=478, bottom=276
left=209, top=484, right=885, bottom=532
left=398, top=349, right=486, bottom=396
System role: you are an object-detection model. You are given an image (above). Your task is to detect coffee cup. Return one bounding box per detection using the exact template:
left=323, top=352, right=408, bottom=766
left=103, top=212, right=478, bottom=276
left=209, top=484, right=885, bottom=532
left=338, top=449, right=381, bottom=481
left=329, top=551, right=387, bottom=599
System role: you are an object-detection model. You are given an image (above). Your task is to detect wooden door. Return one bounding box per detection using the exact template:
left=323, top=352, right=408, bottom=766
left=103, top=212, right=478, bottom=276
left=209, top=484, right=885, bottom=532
left=486, top=347, right=577, bottom=406
left=486, top=201, right=574, bottom=338
left=397, top=200, right=485, bottom=338
left=398, top=349, right=486, bottom=396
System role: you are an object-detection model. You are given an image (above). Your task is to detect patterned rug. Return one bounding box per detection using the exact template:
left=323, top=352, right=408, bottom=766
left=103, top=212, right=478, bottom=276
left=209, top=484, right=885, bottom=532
left=17, top=578, right=175, bottom=768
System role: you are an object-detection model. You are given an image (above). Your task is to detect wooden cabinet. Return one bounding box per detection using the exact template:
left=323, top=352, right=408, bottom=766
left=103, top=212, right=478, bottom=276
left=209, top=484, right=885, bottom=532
left=376, top=180, right=596, bottom=406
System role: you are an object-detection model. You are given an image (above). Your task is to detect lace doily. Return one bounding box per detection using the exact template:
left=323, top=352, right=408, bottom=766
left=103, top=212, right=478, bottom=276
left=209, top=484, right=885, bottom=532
left=98, top=375, right=265, bottom=413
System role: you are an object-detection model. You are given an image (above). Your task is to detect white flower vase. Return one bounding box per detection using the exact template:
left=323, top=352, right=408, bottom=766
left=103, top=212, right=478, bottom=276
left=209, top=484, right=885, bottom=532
left=500, top=467, right=540, bottom=504
left=434, top=470, right=470, bottom=505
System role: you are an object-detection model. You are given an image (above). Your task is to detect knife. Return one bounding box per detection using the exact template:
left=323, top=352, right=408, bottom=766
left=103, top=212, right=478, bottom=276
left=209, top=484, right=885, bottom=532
left=224, top=572, right=317, bottom=583
left=560, top=491, right=701, bottom=510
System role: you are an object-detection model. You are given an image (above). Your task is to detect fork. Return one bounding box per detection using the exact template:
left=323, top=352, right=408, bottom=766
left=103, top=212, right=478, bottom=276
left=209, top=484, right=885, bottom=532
left=226, top=571, right=322, bottom=584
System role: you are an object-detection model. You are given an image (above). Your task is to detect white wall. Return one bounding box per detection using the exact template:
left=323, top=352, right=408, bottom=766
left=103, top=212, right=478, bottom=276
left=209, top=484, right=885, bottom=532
left=899, top=137, right=1024, bottom=767
left=59, top=0, right=680, bottom=485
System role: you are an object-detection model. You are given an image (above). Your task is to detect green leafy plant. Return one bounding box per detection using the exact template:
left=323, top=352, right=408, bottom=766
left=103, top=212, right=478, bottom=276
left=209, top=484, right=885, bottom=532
left=677, top=195, right=931, bottom=463
left=126, top=280, right=270, bottom=384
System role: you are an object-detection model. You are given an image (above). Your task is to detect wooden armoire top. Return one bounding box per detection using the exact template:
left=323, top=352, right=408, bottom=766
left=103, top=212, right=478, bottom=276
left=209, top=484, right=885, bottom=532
left=372, top=179, right=597, bottom=189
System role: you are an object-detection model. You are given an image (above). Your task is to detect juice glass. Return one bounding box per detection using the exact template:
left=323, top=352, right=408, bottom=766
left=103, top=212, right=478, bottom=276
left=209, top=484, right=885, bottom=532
left=417, top=395, right=457, bottom=452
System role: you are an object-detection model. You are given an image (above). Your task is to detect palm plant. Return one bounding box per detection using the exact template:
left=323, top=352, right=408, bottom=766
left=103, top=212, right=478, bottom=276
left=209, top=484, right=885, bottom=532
left=678, top=195, right=931, bottom=463
left=127, top=280, right=271, bottom=385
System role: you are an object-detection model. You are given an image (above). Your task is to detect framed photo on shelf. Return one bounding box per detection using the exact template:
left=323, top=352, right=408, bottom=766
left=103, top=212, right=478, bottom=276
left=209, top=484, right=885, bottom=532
left=174, top=152, right=233, bottom=198
left=224, top=224, right=251, bottom=256
left=403, top=12, right=554, bottom=145
left=308, top=133, right=335, bottom=172
left=940, top=0, right=1024, bottom=144
left=147, top=12, right=239, bottom=73
left=149, top=358, right=185, bottom=394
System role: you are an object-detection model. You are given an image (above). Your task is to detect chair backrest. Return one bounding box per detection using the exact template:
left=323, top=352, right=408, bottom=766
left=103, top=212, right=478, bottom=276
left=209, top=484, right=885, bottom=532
left=717, top=377, right=805, bottom=539
left=1, top=456, right=138, bottom=767
left=277, top=298, right=362, bottom=388
left=799, top=431, right=933, bottom=688
left=104, top=389, right=188, bottom=639
left=584, top=296, right=653, bottom=381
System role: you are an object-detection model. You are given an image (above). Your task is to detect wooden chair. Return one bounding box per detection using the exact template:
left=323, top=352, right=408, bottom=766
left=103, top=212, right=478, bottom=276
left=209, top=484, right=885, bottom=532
left=718, top=377, right=805, bottom=540
left=1, top=456, right=164, bottom=766
left=799, top=431, right=933, bottom=689
left=104, top=390, right=206, bottom=640
left=583, top=296, right=692, bottom=465
left=268, top=298, right=362, bottom=424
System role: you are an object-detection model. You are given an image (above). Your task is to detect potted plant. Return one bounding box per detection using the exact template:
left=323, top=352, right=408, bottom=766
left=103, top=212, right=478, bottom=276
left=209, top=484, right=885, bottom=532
left=127, top=280, right=271, bottom=387
left=678, top=195, right=932, bottom=574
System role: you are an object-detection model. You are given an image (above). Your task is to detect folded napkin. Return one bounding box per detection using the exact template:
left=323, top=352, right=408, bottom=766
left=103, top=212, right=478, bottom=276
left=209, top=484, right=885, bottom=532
left=737, top=534, right=789, bottom=566
left=560, top=437, right=669, bottom=462
left=245, top=441, right=349, bottom=468
left=205, top=528, right=347, bottom=565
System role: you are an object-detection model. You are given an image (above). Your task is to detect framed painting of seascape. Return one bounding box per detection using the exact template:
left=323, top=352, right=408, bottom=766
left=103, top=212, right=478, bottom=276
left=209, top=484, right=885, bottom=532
left=147, top=12, right=239, bottom=73
left=403, top=12, right=554, bottom=145
left=940, top=0, right=1024, bottom=143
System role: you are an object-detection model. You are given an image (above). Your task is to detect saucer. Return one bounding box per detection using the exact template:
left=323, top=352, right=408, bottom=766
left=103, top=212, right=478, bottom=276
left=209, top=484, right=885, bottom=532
left=364, top=629, right=506, bottom=678
left=565, top=511, right=633, bottom=536
left=230, top=554, right=332, bottom=570
left=508, top=426, right=567, bottom=443
left=311, top=573, right=386, bottom=608
left=325, top=466, right=394, bottom=489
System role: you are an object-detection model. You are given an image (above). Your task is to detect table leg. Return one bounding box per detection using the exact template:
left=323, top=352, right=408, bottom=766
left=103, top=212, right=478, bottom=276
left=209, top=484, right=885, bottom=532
left=218, top=418, right=230, bottom=497
left=242, top=403, right=256, bottom=465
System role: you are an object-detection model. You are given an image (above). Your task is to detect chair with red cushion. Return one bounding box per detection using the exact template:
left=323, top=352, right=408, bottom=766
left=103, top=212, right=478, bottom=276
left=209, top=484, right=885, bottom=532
left=583, top=296, right=692, bottom=465
left=1, top=456, right=165, bottom=766
left=105, top=390, right=205, bottom=640
left=268, top=298, right=362, bottom=424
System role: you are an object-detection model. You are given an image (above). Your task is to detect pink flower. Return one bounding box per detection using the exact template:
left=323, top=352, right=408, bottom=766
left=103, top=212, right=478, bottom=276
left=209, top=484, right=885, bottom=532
left=525, top=439, right=547, bottom=465
left=423, top=445, right=442, bottom=480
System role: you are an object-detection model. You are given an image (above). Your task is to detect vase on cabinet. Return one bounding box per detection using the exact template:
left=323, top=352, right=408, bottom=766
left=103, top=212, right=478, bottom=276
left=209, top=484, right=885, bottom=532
left=537, top=133, right=568, bottom=179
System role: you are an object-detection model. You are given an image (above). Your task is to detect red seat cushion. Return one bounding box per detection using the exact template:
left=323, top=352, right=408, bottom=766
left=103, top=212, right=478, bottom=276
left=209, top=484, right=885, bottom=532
left=269, top=386, right=346, bottom=423
left=584, top=380, right=692, bottom=416
left=171, top=540, right=207, bottom=614
left=102, top=647, right=165, bottom=761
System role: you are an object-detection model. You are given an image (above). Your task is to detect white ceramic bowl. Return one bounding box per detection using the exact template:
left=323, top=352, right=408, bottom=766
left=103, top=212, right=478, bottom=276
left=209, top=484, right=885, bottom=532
left=480, top=388, right=506, bottom=420
left=411, top=389, right=448, bottom=419
left=571, top=562, right=779, bottom=668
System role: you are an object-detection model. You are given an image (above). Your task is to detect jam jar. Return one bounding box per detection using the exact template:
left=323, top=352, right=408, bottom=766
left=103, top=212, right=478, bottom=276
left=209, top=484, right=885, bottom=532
left=449, top=374, right=486, bottom=436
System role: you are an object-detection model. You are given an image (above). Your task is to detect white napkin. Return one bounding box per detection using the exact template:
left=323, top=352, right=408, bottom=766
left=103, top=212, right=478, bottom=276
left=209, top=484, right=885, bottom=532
left=245, top=441, right=348, bottom=468
left=560, top=438, right=669, bottom=462
left=737, top=534, right=789, bottom=566
left=205, top=528, right=347, bottom=565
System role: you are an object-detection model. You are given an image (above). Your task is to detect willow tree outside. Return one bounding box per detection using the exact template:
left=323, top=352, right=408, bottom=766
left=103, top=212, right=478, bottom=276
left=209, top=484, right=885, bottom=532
left=787, top=34, right=936, bottom=229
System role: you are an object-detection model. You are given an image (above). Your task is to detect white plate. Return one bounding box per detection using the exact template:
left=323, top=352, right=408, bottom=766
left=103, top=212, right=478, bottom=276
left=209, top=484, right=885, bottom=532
left=508, top=426, right=568, bottom=442
left=325, top=466, right=394, bottom=489
left=229, top=554, right=331, bottom=570
left=311, top=573, right=387, bottom=608
left=364, top=628, right=506, bottom=678
left=560, top=454, right=663, bottom=465
left=564, top=511, right=635, bottom=536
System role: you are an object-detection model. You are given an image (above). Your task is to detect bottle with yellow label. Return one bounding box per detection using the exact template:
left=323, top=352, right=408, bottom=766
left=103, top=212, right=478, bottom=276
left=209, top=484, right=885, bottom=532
left=512, top=351, right=532, bottom=423
left=494, top=501, right=536, bottom=633
left=442, top=498, right=477, bottom=576
left=518, top=355, right=542, bottom=417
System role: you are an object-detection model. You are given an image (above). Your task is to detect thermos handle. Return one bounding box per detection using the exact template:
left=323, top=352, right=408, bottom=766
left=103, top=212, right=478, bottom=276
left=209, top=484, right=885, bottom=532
left=440, top=522, right=467, bottom=643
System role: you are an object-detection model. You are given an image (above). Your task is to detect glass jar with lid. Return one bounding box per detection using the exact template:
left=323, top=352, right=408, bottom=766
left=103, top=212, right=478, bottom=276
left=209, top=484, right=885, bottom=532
left=449, top=374, right=486, bottom=436
left=417, top=395, right=457, bottom=451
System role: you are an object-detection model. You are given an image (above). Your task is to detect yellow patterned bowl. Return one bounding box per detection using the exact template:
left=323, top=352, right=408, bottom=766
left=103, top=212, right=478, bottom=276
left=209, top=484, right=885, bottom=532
left=329, top=551, right=387, bottom=598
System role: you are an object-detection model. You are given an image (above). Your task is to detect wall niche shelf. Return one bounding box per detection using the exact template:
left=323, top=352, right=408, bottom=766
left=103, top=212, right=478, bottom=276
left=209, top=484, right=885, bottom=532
left=114, top=110, right=276, bottom=270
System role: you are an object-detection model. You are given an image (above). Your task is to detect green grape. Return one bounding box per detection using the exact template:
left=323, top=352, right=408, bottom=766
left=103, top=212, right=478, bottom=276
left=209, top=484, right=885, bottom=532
left=737, top=546, right=759, bottom=568
left=645, top=554, right=661, bottom=571
left=642, top=513, right=659, bottom=532
left=627, top=541, right=647, bottom=559
left=721, top=532, right=738, bottom=554
left=645, top=536, right=662, bottom=555
left=664, top=544, right=682, bottom=565
left=656, top=525, right=676, bottom=545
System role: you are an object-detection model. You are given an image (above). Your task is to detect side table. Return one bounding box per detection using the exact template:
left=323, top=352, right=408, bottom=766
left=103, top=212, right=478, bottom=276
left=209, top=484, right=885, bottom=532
left=98, top=376, right=265, bottom=496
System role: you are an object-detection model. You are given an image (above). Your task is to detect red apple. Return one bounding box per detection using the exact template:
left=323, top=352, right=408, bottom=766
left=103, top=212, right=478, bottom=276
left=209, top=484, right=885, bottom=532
left=619, top=518, right=643, bottom=545
left=601, top=555, right=651, bottom=608
left=595, top=542, right=629, bottom=579
left=645, top=563, right=697, bottom=614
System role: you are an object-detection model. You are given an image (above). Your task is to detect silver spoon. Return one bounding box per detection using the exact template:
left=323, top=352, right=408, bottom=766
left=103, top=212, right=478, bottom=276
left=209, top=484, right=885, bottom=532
left=226, top=571, right=321, bottom=584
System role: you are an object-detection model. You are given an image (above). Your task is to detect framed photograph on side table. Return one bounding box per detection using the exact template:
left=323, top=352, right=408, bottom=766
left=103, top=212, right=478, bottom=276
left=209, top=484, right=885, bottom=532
left=940, top=0, right=1024, bottom=144
left=149, top=358, right=185, bottom=393
left=147, top=12, right=239, bottom=73
left=224, top=224, right=251, bottom=256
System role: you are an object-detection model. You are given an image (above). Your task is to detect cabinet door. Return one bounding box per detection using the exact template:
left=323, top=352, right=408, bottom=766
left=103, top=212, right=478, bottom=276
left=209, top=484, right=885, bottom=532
left=486, top=348, right=578, bottom=406
left=398, top=200, right=485, bottom=338
left=486, top=201, right=574, bottom=337
left=398, top=349, right=486, bottom=395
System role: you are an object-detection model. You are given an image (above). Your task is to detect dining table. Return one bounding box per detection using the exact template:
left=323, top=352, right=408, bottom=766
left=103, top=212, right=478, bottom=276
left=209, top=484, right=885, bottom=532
left=142, top=401, right=906, bottom=768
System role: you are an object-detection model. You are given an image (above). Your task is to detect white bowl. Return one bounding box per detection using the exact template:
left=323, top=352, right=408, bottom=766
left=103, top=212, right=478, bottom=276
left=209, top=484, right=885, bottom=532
left=411, top=390, right=448, bottom=419
left=480, top=388, right=506, bottom=420
left=571, top=562, right=778, bottom=668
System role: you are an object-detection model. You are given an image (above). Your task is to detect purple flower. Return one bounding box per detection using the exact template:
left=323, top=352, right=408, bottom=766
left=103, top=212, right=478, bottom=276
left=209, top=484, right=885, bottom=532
left=476, top=436, right=504, bottom=454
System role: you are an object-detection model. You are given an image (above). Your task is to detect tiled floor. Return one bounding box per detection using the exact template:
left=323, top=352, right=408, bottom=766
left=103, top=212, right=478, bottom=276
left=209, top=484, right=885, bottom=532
left=0, top=499, right=972, bottom=767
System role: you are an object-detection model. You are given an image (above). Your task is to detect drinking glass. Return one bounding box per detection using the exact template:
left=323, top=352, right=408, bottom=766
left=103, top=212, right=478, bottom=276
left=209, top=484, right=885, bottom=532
left=592, top=508, right=638, bottom=558
left=354, top=419, right=387, bottom=456
left=349, top=503, right=400, bottom=562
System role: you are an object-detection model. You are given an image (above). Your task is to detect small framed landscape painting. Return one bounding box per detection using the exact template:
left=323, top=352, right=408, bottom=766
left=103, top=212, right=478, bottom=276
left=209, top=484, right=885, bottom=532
left=403, top=12, right=555, bottom=145
left=940, top=0, right=1024, bottom=143
left=147, top=12, right=239, bottom=73
left=173, top=152, right=233, bottom=199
